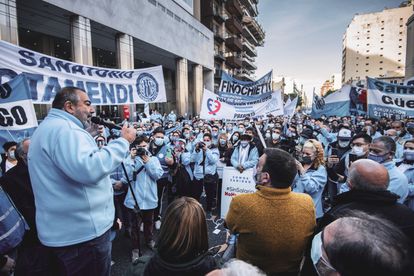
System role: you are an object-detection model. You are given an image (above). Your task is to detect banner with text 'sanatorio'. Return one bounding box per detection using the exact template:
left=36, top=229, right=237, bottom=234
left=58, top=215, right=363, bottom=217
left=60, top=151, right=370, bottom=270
left=0, top=40, right=166, bottom=105
left=367, top=77, right=414, bottom=120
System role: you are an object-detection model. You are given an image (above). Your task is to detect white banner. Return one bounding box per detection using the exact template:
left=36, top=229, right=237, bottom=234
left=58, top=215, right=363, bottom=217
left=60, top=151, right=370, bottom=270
left=367, top=77, right=414, bottom=119
left=284, top=96, right=298, bottom=117
left=0, top=74, right=37, bottom=147
left=0, top=40, right=166, bottom=105
left=200, top=89, right=283, bottom=120
left=221, top=167, right=256, bottom=219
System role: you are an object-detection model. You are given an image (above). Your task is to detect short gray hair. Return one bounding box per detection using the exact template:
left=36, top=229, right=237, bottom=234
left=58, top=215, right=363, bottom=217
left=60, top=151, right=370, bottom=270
left=15, top=138, right=30, bottom=159
left=222, top=259, right=265, bottom=276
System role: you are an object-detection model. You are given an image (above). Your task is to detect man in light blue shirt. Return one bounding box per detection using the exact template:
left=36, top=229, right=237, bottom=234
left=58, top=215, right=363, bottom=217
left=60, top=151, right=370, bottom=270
left=28, top=87, right=136, bottom=276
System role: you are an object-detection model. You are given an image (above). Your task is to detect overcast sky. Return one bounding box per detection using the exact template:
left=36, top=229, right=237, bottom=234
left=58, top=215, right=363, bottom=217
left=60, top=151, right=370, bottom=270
left=255, top=0, right=405, bottom=97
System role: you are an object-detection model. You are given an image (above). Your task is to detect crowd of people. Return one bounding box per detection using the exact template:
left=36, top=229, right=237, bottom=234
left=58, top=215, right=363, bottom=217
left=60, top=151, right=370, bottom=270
left=0, top=86, right=414, bottom=275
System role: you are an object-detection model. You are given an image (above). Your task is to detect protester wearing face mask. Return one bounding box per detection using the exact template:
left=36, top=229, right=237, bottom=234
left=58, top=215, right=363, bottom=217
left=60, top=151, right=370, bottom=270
left=266, top=129, right=282, bottom=149
left=385, top=128, right=404, bottom=159
left=396, top=139, right=414, bottom=210
left=211, top=125, right=220, bottom=146
left=191, top=133, right=219, bottom=215
left=367, top=136, right=408, bottom=204
left=331, top=133, right=372, bottom=196
left=0, top=142, right=18, bottom=176
left=148, top=127, right=175, bottom=230
left=231, top=134, right=259, bottom=174
left=293, top=139, right=328, bottom=219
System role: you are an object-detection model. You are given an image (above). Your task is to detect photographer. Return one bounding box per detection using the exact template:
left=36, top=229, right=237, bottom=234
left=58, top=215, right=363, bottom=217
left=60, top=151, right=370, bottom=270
left=123, top=136, right=164, bottom=261
left=191, top=133, right=219, bottom=215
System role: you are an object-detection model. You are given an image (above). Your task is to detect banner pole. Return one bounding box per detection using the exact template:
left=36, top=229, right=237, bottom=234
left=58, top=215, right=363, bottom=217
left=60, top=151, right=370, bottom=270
left=254, top=122, right=267, bottom=149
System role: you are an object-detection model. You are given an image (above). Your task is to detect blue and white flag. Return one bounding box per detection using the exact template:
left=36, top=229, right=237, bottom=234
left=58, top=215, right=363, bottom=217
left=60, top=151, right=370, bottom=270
left=311, top=85, right=351, bottom=118
left=367, top=77, right=414, bottom=119
left=0, top=74, right=37, bottom=148
left=0, top=40, right=166, bottom=105
left=284, top=96, right=298, bottom=117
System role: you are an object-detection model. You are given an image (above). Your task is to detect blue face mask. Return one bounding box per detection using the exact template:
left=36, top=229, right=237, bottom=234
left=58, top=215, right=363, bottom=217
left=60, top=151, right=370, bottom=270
left=403, top=149, right=414, bottom=161
left=154, top=137, right=164, bottom=146
left=241, top=141, right=249, bottom=148
left=367, top=152, right=389, bottom=164
left=219, top=139, right=227, bottom=146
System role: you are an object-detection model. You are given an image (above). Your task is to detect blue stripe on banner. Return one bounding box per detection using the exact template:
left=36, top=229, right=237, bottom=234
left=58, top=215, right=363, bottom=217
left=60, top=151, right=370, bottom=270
left=312, top=101, right=350, bottom=118
left=0, top=74, right=31, bottom=103
left=0, top=127, right=36, bottom=152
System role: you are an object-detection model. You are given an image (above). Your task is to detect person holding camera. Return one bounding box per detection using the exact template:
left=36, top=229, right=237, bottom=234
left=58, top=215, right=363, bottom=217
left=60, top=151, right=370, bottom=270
left=191, top=133, right=219, bottom=215
left=123, top=136, right=164, bottom=261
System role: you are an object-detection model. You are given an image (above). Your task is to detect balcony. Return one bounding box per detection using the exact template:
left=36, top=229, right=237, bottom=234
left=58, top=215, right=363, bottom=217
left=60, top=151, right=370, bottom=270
left=214, top=51, right=226, bottom=62
left=243, top=25, right=261, bottom=46
left=243, top=56, right=257, bottom=70
left=225, top=36, right=243, bottom=51
left=239, top=0, right=258, bottom=17
left=225, top=16, right=243, bottom=35
left=214, top=31, right=225, bottom=43
left=242, top=15, right=265, bottom=43
left=226, top=55, right=242, bottom=69
left=243, top=40, right=257, bottom=57
left=225, top=0, right=243, bottom=18
left=236, top=69, right=255, bottom=81
left=213, top=10, right=226, bottom=24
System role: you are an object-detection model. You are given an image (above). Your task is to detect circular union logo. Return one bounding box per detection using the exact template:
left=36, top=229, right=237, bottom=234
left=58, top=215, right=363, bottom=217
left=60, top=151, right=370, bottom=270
left=136, top=73, right=159, bottom=102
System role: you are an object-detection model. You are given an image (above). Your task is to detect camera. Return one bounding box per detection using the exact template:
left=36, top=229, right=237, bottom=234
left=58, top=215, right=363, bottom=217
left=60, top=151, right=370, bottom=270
left=198, top=141, right=205, bottom=148
left=136, top=147, right=147, bottom=156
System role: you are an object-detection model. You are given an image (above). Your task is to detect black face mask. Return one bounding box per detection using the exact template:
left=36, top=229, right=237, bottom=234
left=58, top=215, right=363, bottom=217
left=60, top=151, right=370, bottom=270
left=300, top=156, right=313, bottom=165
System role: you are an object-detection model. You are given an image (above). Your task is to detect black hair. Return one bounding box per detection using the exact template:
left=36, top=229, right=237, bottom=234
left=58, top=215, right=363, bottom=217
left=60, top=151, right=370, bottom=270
left=262, top=148, right=297, bottom=188
left=351, top=132, right=372, bottom=145
left=203, top=133, right=212, bottom=140
left=52, top=87, right=85, bottom=109
left=152, top=126, right=165, bottom=135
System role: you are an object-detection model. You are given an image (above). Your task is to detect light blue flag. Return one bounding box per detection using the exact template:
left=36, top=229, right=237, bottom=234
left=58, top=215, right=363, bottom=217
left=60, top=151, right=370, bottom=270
left=311, top=85, right=351, bottom=118
left=0, top=74, right=37, bottom=151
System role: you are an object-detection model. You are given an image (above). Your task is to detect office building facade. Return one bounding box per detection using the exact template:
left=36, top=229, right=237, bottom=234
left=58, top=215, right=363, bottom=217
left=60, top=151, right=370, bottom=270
left=0, top=0, right=214, bottom=119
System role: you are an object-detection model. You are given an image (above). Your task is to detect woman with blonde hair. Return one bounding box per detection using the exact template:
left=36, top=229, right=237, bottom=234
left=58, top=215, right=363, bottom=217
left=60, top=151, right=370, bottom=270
left=293, top=139, right=328, bottom=219
left=126, top=197, right=218, bottom=275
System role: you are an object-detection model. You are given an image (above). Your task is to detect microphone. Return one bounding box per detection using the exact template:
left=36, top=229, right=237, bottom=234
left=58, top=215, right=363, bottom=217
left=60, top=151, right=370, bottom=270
left=91, top=117, right=122, bottom=130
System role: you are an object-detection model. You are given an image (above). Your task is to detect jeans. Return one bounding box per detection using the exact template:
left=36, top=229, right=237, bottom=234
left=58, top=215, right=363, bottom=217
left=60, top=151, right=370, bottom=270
left=48, top=229, right=112, bottom=276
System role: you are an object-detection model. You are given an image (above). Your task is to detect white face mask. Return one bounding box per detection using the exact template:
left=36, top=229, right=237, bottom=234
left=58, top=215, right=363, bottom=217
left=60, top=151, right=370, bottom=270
left=154, top=137, right=164, bottom=146
left=352, top=146, right=365, bottom=157
left=265, top=132, right=271, bottom=139
left=8, top=150, right=16, bottom=160
left=272, top=133, right=280, bottom=140
left=204, top=141, right=211, bottom=147
left=338, top=140, right=350, bottom=148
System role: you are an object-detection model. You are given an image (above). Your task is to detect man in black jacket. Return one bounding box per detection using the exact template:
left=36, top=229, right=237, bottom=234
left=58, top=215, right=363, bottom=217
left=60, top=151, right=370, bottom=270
left=318, top=159, right=414, bottom=244
left=0, top=138, right=54, bottom=275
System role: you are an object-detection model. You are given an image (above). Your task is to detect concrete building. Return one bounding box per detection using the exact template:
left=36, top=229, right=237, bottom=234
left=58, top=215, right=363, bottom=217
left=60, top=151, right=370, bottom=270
left=0, top=0, right=214, bottom=119
left=320, top=73, right=341, bottom=96
left=200, top=0, right=265, bottom=90
left=406, top=5, right=414, bottom=79
left=342, top=3, right=413, bottom=85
